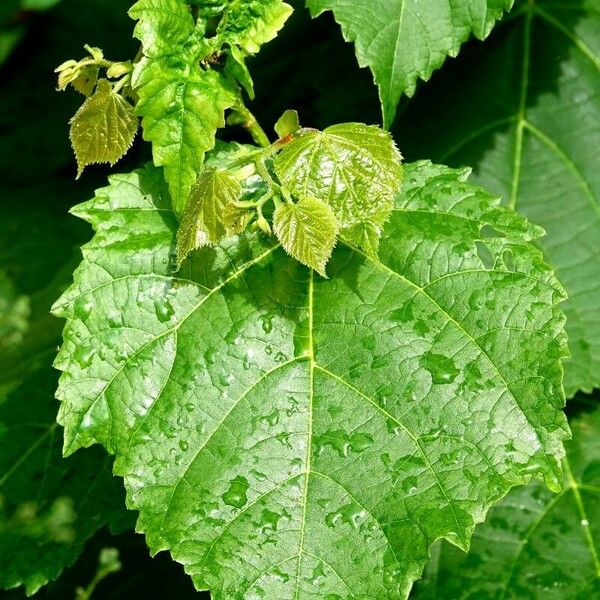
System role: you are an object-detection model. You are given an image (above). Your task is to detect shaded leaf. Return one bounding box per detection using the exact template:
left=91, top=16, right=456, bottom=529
left=414, top=403, right=600, bottom=599
left=69, top=79, right=138, bottom=178
left=176, top=169, right=242, bottom=268
left=396, top=0, right=600, bottom=397
left=274, top=122, right=403, bottom=229
left=273, top=196, right=338, bottom=276
left=53, top=160, right=568, bottom=599
left=307, top=0, right=514, bottom=127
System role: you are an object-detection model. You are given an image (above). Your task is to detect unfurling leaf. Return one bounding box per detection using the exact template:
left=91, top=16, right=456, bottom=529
left=218, top=0, right=293, bottom=55
left=224, top=45, right=255, bottom=99
left=176, top=169, right=242, bottom=268
left=57, top=63, right=99, bottom=96
left=69, top=79, right=138, bottom=178
left=274, top=123, right=403, bottom=230
left=274, top=109, right=300, bottom=138
left=274, top=196, right=338, bottom=276
left=54, top=161, right=568, bottom=598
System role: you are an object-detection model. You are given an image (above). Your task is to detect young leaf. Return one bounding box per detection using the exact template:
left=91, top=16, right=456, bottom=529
left=69, top=79, right=138, bottom=178
left=414, top=404, right=600, bottom=599
left=274, top=108, right=300, bottom=138
left=223, top=202, right=253, bottom=235
left=307, top=0, right=515, bottom=127
left=273, top=196, right=338, bottom=276
left=396, top=0, right=600, bottom=397
left=274, top=123, right=403, bottom=229
left=54, top=160, right=568, bottom=599
left=176, top=168, right=242, bottom=268
left=129, top=0, right=237, bottom=214
left=218, top=0, right=293, bottom=55
left=341, top=220, right=382, bottom=260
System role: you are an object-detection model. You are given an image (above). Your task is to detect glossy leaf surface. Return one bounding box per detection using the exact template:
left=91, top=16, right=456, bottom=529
left=274, top=123, right=403, bottom=228
left=396, top=0, right=600, bottom=397
left=54, top=161, right=568, bottom=599
left=414, top=404, right=600, bottom=599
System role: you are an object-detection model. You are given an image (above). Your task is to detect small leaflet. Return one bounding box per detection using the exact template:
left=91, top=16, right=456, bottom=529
left=175, top=169, right=242, bottom=268
left=69, top=79, right=138, bottom=178
left=273, top=196, right=338, bottom=277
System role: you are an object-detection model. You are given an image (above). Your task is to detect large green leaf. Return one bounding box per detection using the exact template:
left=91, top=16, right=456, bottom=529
left=413, top=403, right=600, bottom=599
left=396, top=0, right=600, bottom=397
left=54, top=161, right=568, bottom=599
left=129, top=0, right=237, bottom=214
left=307, top=0, right=514, bottom=128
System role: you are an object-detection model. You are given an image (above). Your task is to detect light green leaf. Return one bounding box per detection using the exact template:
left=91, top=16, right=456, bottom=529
left=54, top=161, right=568, bottom=599
left=274, top=196, right=338, bottom=276
left=341, top=220, right=382, bottom=260
left=129, top=0, right=237, bottom=214
left=69, top=79, right=138, bottom=178
left=274, top=109, right=300, bottom=138
left=396, top=0, right=600, bottom=397
left=307, top=0, right=515, bottom=128
left=224, top=45, right=255, bottom=99
left=176, top=168, right=242, bottom=268
left=274, top=123, right=403, bottom=229
left=218, top=0, right=293, bottom=55
left=414, top=403, right=600, bottom=599
left=223, top=203, right=254, bottom=235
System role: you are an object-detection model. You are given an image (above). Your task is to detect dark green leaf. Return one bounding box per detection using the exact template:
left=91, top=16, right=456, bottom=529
left=307, top=0, right=514, bottom=127
left=396, top=0, right=600, bottom=397
left=414, top=404, right=600, bottom=599
left=53, top=160, right=568, bottom=599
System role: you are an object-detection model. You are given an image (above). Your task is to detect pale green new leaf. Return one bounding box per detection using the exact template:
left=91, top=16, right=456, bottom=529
left=69, top=79, right=138, bottom=178
left=274, top=123, right=403, bottom=229
left=274, top=109, right=300, bottom=138
left=396, top=0, right=600, bottom=397
left=129, top=0, right=237, bottom=214
left=273, top=196, right=338, bottom=276
left=307, top=0, right=515, bottom=128
left=176, top=168, right=242, bottom=267
left=341, top=220, right=382, bottom=260
left=414, top=404, right=600, bottom=599
left=218, top=0, right=293, bottom=55
left=54, top=161, right=568, bottom=599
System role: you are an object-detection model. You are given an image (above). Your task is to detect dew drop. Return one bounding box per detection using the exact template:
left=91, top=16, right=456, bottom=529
left=222, top=476, right=249, bottom=509
left=420, top=351, right=459, bottom=384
